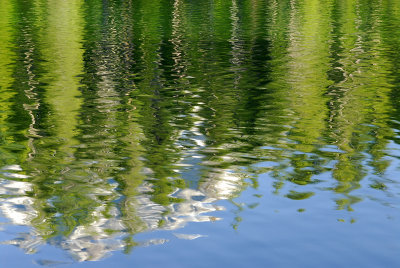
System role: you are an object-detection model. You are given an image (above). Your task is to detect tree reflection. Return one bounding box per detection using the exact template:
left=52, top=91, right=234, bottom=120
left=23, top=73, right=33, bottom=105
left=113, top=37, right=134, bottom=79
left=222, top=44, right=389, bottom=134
left=0, top=0, right=399, bottom=262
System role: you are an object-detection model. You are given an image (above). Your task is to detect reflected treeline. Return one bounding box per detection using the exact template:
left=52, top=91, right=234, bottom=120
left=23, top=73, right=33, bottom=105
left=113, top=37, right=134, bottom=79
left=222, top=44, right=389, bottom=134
left=0, top=0, right=399, bottom=262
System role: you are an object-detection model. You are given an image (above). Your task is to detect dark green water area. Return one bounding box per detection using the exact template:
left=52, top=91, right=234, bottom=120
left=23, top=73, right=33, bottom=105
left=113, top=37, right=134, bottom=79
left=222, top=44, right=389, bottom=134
left=0, top=0, right=399, bottom=267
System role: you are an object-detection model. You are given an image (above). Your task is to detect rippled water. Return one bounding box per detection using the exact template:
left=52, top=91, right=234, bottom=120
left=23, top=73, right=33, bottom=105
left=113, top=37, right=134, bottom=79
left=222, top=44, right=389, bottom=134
left=0, top=0, right=399, bottom=266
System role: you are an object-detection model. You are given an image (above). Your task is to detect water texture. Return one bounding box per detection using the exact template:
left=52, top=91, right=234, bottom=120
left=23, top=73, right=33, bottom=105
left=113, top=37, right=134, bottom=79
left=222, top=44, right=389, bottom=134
left=0, top=0, right=399, bottom=267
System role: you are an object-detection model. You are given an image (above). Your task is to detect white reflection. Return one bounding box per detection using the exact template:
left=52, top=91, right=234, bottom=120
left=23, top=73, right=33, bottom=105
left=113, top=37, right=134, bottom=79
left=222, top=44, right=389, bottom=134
left=200, top=169, right=244, bottom=199
left=0, top=177, right=36, bottom=226
left=0, top=165, right=238, bottom=262
left=173, top=233, right=207, bottom=240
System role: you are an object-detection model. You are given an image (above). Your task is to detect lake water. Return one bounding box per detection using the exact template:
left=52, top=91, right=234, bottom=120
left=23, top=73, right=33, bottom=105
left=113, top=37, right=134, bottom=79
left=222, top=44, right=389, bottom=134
left=0, top=0, right=399, bottom=267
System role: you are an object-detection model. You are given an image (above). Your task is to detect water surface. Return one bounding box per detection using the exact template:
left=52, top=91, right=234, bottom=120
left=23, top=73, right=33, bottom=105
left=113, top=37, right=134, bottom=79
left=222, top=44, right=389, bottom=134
left=0, top=0, right=399, bottom=267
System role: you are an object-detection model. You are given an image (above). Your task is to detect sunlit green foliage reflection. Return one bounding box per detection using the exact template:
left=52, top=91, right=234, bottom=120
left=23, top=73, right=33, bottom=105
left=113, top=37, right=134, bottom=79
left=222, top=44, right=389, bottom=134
left=0, top=0, right=399, bottom=262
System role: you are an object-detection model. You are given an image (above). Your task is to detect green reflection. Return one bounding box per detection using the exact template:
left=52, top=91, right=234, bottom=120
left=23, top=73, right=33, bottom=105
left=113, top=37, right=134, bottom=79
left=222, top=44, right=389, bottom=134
left=0, top=0, right=17, bottom=164
left=0, top=0, right=399, bottom=262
